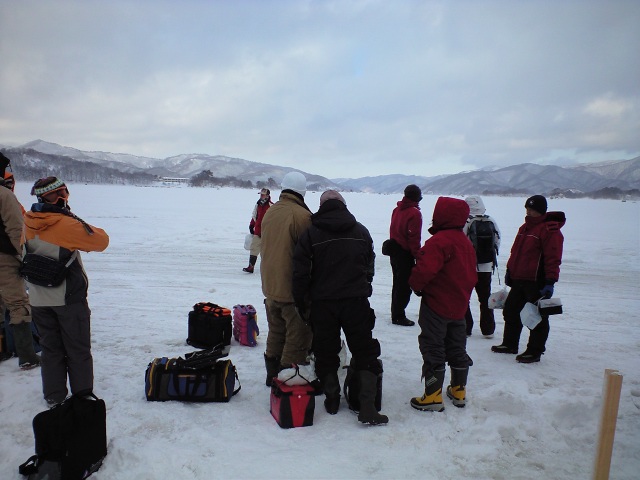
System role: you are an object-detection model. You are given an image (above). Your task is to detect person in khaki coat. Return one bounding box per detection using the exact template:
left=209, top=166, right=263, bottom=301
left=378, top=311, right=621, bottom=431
left=0, top=153, right=40, bottom=369
left=259, top=171, right=312, bottom=386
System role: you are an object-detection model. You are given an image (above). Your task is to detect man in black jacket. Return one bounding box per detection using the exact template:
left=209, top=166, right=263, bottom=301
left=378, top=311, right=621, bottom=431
left=292, top=190, right=388, bottom=426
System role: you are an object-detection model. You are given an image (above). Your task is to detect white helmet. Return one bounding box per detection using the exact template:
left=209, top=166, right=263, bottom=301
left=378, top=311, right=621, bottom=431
left=280, top=171, right=307, bottom=197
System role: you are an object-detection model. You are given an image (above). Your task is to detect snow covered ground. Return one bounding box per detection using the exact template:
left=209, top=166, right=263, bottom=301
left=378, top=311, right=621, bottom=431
left=1, top=183, right=639, bottom=480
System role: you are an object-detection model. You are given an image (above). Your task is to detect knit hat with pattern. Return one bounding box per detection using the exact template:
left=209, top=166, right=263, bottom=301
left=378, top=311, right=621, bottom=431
left=31, top=177, right=69, bottom=202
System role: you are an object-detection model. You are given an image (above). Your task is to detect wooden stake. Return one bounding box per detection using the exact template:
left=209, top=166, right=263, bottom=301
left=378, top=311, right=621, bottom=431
left=593, top=369, right=623, bottom=480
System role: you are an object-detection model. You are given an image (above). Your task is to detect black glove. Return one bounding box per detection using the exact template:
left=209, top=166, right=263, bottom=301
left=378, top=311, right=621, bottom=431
left=249, top=225, right=255, bottom=234
left=295, top=304, right=310, bottom=325
left=505, top=270, right=512, bottom=287
left=413, top=290, right=423, bottom=297
left=540, top=281, right=555, bottom=299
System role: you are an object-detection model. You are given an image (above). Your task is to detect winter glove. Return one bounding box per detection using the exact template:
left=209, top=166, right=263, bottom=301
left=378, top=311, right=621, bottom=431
left=249, top=225, right=255, bottom=234
left=504, top=270, right=512, bottom=287
left=412, top=290, right=423, bottom=297
left=540, top=283, right=554, bottom=299
left=295, top=304, right=311, bottom=325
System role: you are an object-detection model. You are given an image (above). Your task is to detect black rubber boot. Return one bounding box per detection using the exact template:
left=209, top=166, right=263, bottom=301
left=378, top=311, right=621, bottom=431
left=12, top=322, right=40, bottom=370
left=264, top=354, right=281, bottom=386
left=243, top=255, right=257, bottom=273
left=322, top=372, right=341, bottom=415
left=392, top=318, right=415, bottom=326
left=357, top=370, right=388, bottom=425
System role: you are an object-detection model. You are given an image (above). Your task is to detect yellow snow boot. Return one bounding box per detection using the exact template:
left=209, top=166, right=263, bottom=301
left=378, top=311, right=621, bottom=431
left=446, top=366, right=468, bottom=408
left=410, top=368, right=445, bottom=412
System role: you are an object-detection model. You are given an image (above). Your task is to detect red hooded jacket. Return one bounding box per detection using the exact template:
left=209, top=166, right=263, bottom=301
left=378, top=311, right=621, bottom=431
left=249, top=199, right=273, bottom=237
left=506, top=211, right=565, bottom=284
left=389, top=197, right=422, bottom=257
left=409, top=197, right=478, bottom=320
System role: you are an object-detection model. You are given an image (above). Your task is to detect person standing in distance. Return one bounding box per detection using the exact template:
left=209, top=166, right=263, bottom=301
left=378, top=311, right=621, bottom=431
left=242, top=188, right=273, bottom=273
left=491, top=195, right=565, bottom=363
left=260, top=171, right=313, bottom=386
left=463, top=196, right=501, bottom=338
left=23, top=177, right=109, bottom=405
left=388, top=184, right=423, bottom=326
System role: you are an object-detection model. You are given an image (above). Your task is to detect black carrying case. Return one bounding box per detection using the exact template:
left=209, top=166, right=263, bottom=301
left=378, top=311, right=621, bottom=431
left=186, top=302, right=232, bottom=349
left=19, top=393, right=107, bottom=479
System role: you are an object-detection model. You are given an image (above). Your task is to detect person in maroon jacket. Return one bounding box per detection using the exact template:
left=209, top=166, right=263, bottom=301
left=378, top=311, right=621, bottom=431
left=492, top=195, right=565, bottom=363
left=387, top=184, right=423, bottom=326
left=242, top=188, right=273, bottom=273
left=408, top=197, right=477, bottom=412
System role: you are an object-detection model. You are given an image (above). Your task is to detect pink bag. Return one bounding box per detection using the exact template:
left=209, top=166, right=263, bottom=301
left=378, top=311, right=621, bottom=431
left=232, top=305, right=259, bottom=347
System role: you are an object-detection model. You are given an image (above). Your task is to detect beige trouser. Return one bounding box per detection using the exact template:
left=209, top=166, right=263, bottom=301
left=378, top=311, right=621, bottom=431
left=0, top=254, right=31, bottom=325
left=249, top=235, right=262, bottom=257
left=264, top=298, right=313, bottom=366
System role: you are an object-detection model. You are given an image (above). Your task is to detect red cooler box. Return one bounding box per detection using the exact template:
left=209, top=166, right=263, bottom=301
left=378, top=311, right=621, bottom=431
left=270, top=378, right=315, bottom=428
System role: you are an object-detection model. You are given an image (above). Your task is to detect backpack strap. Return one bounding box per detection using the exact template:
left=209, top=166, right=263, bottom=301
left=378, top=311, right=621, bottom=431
left=231, top=367, right=241, bottom=397
left=64, top=250, right=79, bottom=268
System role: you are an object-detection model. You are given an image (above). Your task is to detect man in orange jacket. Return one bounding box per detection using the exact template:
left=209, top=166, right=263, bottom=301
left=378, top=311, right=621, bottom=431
left=23, top=177, right=109, bottom=406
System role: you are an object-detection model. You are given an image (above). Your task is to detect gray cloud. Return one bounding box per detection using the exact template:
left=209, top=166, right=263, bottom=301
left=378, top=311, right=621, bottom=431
left=1, top=0, right=638, bottom=178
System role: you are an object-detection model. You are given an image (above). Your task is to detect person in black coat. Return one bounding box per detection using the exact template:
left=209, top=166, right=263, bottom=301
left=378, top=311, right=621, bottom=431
left=292, top=190, right=388, bottom=425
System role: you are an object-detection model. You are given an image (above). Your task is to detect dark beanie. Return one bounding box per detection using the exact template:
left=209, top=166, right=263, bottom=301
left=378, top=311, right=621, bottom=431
left=0, top=152, right=10, bottom=177
left=525, top=195, right=547, bottom=214
left=404, top=184, right=422, bottom=202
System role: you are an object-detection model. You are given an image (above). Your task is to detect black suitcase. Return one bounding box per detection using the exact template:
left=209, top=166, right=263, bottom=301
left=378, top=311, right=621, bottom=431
left=186, top=302, right=232, bottom=349
left=19, top=393, right=107, bottom=479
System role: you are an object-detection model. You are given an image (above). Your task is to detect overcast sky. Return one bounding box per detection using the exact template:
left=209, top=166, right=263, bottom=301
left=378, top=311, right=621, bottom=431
left=1, top=0, right=639, bottom=179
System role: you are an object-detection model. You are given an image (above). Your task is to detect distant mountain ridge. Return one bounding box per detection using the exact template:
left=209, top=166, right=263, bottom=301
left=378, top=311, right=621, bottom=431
left=1, top=139, right=638, bottom=197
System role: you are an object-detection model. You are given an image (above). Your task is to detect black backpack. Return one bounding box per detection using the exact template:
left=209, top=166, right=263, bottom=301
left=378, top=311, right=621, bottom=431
left=467, top=216, right=498, bottom=267
left=19, top=393, right=107, bottom=479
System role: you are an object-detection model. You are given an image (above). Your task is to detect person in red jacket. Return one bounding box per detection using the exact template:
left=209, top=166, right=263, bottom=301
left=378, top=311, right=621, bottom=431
left=242, top=188, right=273, bottom=273
left=492, top=195, right=565, bottom=363
left=408, top=197, right=477, bottom=412
left=387, top=184, right=423, bottom=326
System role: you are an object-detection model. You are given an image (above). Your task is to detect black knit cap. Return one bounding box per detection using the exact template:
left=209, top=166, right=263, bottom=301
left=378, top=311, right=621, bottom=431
left=0, top=152, right=10, bottom=177
left=525, top=195, right=547, bottom=214
left=404, top=184, right=422, bottom=202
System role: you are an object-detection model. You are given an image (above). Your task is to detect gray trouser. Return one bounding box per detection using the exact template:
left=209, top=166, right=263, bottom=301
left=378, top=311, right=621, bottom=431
left=32, top=302, right=93, bottom=402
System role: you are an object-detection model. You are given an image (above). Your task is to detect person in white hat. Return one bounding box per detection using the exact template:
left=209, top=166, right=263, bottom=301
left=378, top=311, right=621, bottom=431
left=259, top=172, right=313, bottom=386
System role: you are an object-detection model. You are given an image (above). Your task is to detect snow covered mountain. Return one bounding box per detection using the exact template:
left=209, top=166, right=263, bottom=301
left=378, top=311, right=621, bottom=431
left=336, top=159, right=640, bottom=195
left=2, top=140, right=338, bottom=190
left=1, top=139, right=638, bottom=195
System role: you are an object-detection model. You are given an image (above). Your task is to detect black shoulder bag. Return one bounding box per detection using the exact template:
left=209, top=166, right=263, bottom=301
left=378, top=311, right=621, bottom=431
left=20, top=250, right=78, bottom=287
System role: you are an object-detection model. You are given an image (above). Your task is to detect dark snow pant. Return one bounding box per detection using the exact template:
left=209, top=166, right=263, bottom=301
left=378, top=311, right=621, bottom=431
left=417, top=303, right=471, bottom=379
left=465, top=272, right=495, bottom=336
left=264, top=298, right=313, bottom=367
left=311, top=298, right=382, bottom=380
left=502, top=280, right=550, bottom=355
left=32, top=302, right=93, bottom=403
left=390, top=248, right=415, bottom=322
